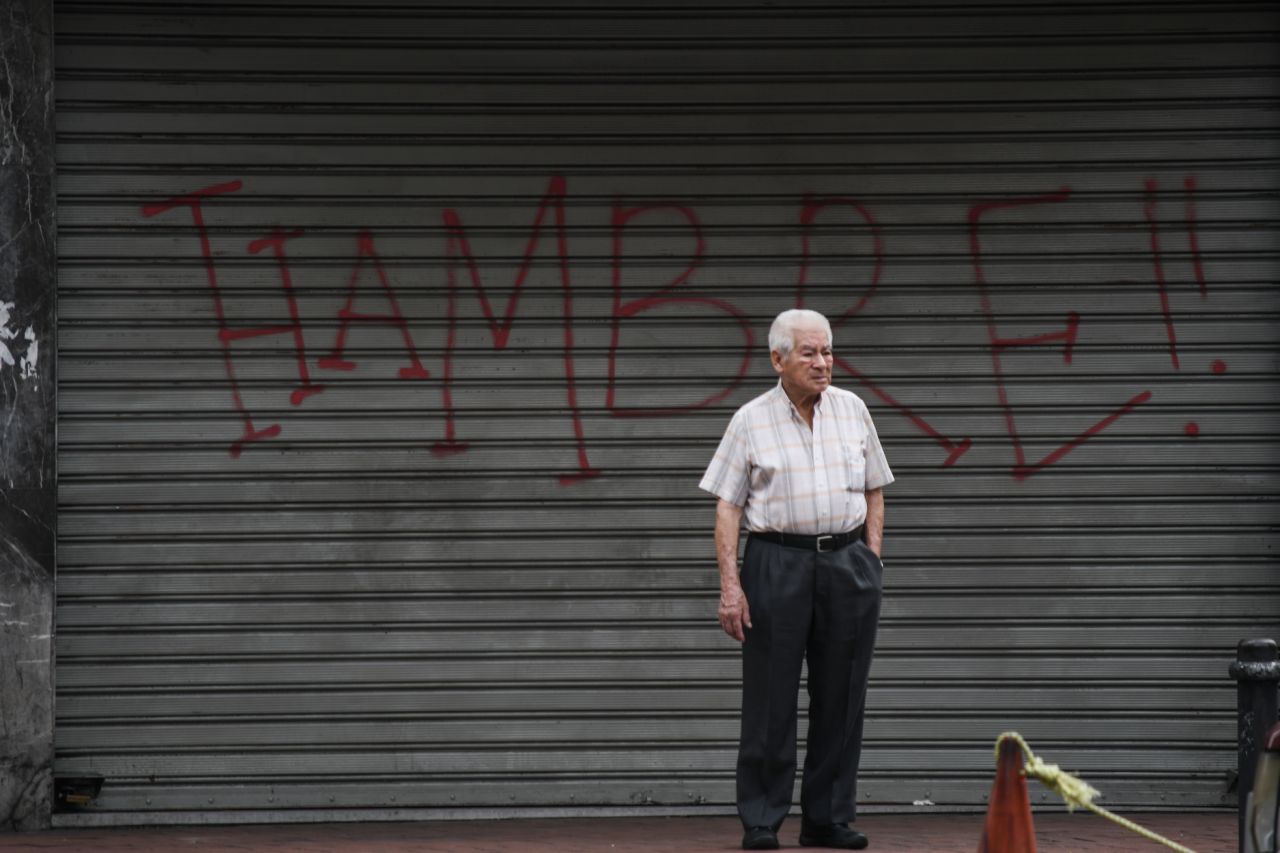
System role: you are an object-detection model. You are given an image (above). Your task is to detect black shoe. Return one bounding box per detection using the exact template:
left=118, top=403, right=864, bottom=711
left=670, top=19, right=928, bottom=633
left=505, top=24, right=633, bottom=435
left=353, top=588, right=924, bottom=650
left=742, top=825, right=780, bottom=850
left=799, top=821, right=868, bottom=849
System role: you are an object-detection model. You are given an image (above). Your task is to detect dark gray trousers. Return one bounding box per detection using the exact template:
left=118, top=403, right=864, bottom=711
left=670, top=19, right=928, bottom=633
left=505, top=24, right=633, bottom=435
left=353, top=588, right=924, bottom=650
left=735, top=534, right=883, bottom=830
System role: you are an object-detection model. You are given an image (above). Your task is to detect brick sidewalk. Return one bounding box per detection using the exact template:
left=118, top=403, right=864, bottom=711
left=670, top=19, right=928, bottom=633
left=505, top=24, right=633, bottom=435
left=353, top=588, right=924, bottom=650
left=0, top=813, right=1234, bottom=852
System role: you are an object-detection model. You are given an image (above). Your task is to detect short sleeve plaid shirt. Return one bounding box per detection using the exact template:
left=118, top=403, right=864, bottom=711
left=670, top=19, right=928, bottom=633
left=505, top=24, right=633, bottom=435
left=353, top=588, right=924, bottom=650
left=699, top=382, right=894, bottom=535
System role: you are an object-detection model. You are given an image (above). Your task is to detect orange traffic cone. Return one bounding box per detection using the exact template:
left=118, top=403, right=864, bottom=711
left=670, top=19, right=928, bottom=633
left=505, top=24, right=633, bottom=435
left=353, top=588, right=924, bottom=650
left=977, top=736, right=1038, bottom=853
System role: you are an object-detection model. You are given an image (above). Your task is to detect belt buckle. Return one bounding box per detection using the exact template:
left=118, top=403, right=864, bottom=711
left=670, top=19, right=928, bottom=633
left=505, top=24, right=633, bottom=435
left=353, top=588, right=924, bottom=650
left=815, top=535, right=834, bottom=553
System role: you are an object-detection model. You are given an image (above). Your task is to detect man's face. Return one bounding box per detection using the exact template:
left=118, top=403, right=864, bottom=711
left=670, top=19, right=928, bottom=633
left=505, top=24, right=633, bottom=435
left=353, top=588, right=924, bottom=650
left=771, top=324, right=833, bottom=399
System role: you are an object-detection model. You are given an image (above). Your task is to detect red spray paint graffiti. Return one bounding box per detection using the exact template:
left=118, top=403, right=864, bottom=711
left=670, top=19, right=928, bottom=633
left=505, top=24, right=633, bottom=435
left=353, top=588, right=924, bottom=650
left=607, top=201, right=754, bottom=417
left=1184, top=176, right=1208, bottom=300
left=245, top=227, right=326, bottom=407
left=144, top=174, right=1214, bottom=480
left=1177, top=175, right=1220, bottom=436
left=968, top=186, right=1151, bottom=479
left=436, top=176, right=599, bottom=484
left=1144, top=178, right=1181, bottom=371
left=143, top=180, right=291, bottom=458
left=797, top=195, right=973, bottom=466
left=318, top=230, right=432, bottom=379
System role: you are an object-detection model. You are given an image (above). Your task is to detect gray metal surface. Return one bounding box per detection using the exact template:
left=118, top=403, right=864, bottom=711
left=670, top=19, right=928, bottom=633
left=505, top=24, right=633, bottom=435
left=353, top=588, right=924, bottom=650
left=53, top=0, right=1280, bottom=821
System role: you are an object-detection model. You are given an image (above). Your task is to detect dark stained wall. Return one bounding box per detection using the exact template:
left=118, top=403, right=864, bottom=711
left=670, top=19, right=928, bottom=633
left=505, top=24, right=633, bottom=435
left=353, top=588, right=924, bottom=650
left=0, top=0, right=57, bottom=833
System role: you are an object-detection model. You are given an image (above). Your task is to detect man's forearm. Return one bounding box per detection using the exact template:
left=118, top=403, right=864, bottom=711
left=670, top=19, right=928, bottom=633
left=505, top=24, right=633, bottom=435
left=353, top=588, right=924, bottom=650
left=714, top=499, right=745, bottom=592
left=864, top=488, right=884, bottom=556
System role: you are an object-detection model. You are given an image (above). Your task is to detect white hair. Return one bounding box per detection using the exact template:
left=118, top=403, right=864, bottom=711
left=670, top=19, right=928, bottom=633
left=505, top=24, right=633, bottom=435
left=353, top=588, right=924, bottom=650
left=769, top=309, right=833, bottom=357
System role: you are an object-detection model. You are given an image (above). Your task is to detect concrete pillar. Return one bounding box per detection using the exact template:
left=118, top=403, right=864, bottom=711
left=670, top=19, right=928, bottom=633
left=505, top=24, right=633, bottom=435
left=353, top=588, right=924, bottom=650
left=0, top=0, right=57, bottom=832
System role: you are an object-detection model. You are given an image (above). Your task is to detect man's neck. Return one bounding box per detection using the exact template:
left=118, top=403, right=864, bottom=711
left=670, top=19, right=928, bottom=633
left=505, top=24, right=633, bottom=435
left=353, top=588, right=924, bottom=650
left=780, top=380, right=820, bottom=426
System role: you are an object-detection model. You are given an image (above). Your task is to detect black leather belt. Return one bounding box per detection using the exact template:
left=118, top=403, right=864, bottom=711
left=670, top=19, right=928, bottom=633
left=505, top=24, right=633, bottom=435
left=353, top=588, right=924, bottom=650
left=749, top=526, right=864, bottom=553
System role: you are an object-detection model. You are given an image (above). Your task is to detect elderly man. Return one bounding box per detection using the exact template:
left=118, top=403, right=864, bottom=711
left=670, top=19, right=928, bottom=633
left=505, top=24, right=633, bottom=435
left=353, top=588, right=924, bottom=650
left=700, top=309, right=892, bottom=850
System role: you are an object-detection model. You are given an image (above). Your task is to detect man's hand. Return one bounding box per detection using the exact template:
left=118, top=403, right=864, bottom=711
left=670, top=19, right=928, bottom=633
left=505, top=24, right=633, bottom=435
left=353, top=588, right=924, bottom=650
left=865, top=487, right=885, bottom=558
left=713, top=499, right=749, bottom=641
left=719, top=584, right=752, bottom=643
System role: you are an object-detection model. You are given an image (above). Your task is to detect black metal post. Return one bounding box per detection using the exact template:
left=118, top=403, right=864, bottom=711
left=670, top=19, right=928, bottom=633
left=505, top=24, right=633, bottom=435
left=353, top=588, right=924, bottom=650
left=1230, top=639, right=1280, bottom=853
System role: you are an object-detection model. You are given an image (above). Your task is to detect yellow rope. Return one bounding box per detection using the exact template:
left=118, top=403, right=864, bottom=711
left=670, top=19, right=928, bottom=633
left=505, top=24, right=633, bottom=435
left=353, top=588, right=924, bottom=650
left=994, top=732, right=1198, bottom=853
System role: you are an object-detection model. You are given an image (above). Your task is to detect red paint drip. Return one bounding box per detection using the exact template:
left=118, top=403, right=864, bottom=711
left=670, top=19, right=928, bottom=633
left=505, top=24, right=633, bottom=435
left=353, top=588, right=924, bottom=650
left=435, top=225, right=464, bottom=451
left=1062, top=311, right=1080, bottom=365
left=431, top=441, right=469, bottom=457
left=1144, top=178, right=1180, bottom=370
left=558, top=470, right=603, bottom=486
left=1184, top=176, right=1208, bottom=299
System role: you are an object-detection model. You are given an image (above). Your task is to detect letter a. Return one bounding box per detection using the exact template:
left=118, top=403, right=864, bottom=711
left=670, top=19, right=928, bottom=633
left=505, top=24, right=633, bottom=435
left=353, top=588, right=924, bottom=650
left=319, top=230, right=430, bottom=379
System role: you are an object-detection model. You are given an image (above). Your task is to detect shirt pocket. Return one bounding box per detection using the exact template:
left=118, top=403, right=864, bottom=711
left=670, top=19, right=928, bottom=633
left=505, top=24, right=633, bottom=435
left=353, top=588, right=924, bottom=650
left=844, top=438, right=866, bottom=494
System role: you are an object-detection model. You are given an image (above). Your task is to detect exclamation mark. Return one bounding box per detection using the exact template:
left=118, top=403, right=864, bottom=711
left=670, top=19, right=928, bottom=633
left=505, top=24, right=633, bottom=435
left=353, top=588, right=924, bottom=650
left=1182, top=176, right=1225, bottom=438
left=1144, top=178, right=1179, bottom=371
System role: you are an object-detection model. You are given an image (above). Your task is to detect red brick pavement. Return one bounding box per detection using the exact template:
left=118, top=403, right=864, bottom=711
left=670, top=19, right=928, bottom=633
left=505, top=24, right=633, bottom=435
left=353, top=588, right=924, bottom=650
left=0, top=813, right=1234, bottom=853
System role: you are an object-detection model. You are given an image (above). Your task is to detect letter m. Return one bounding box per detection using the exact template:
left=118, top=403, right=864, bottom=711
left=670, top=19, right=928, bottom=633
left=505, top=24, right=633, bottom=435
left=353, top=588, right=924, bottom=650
left=434, top=175, right=598, bottom=484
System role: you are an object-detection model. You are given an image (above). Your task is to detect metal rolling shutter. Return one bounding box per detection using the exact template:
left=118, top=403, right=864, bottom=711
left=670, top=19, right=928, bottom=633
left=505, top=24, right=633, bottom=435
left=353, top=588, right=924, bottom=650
left=53, top=0, right=1279, bottom=823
